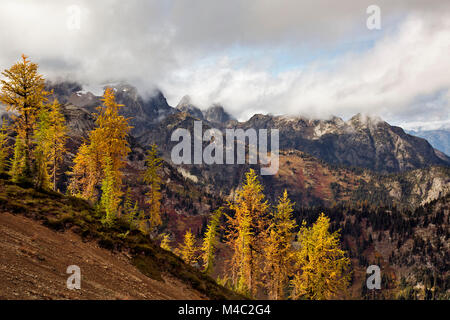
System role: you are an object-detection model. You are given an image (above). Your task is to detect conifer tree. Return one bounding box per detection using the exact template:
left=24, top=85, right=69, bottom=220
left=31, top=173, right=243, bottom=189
left=100, top=156, right=120, bottom=225
left=34, top=108, right=51, bottom=189
left=69, top=88, right=131, bottom=201
left=0, top=55, right=49, bottom=179
left=10, top=138, right=26, bottom=183
left=143, top=144, right=163, bottom=230
left=201, top=208, right=222, bottom=274
left=226, top=169, right=269, bottom=297
left=129, top=202, right=140, bottom=228
left=264, top=190, right=297, bottom=300
left=123, top=186, right=133, bottom=215
left=160, top=233, right=172, bottom=252
left=0, top=122, right=10, bottom=174
left=121, top=188, right=140, bottom=229
left=179, top=229, right=197, bottom=266
left=46, top=99, right=67, bottom=191
left=68, top=142, right=101, bottom=199
left=137, top=209, right=149, bottom=235
left=291, top=213, right=351, bottom=300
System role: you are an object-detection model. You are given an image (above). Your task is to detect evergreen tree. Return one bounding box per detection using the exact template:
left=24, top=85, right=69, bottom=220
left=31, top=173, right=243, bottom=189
left=9, top=138, right=26, bottom=183
left=46, top=99, right=67, bottom=191
left=143, top=144, right=163, bottom=231
left=0, top=122, right=10, bottom=174
left=201, top=208, right=222, bottom=274
left=100, top=156, right=120, bottom=225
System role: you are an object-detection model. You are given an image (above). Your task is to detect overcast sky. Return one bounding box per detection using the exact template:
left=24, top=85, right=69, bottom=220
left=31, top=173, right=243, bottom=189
left=0, top=0, right=449, bottom=129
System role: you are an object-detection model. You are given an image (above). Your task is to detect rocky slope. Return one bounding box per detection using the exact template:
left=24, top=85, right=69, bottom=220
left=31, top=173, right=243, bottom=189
left=0, top=178, right=241, bottom=300
left=238, top=113, right=449, bottom=173
left=263, top=149, right=450, bottom=209
left=407, top=129, right=450, bottom=157
left=0, top=212, right=205, bottom=300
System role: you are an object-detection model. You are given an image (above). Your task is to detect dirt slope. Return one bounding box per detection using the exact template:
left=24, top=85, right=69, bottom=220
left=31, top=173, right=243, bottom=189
left=0, top=212, right=206, bottom=300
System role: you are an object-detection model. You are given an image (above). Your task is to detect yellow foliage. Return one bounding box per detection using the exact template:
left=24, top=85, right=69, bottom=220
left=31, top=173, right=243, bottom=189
left=201, top=208, right=222, bottom=274
left=0, top=54, right=49, bottom=178
left=47, top=99, right=67, bottom=191
left=178, top=229, right=197, bottom=266
left=291, top=213, right=351, bottom=300
left=69, top=88, right=131, bottom=201
left=142, top=144, right=163, bottom=231
left=264, top=190, right=297, bottom=300
left=160, top=233, right=171, bottom=252
left=226, top=169, right=269, bottom=297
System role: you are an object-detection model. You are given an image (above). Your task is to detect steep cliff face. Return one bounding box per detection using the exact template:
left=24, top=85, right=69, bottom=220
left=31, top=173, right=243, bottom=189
left=46, top=81, right=449, bottom=174
left=44, top=81, right=449, bottom=209
left=408, top=129, right=450, bottom=157
left=107, top=84, right=175, bottom=136
left=262, top=149, right=450, bottom=209
left=48, top=82, right=176, bottom=137
left=239, top=113, right=449, bottom=173
left=203, top=104, right=235, bottom=125
left=176, top=95, right=204, bottom=120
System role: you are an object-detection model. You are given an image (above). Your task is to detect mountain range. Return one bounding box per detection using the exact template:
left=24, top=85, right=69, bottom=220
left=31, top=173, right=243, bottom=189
left=1, top=81, right=448, bottom=299
left=406, top=129, right=450, bottom=157
left=43, top=81, right=450, bottom=173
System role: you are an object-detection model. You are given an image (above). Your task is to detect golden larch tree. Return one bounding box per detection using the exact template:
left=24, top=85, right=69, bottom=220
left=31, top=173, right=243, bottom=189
left=0, top=55, right=49, bottom=179
left=178, top=229, right=197, bottom=266
left=33, top=108, right=51, bottom=189
left=47, top=99, right=67, bottom=191
left=33, top=99, right=68, bottom=190
left=291, top=213, right=351, bottom=300
left=0, top=122, right=10, bottom=174
left=264, top=190, right=297, bottom=300
left=9, top=137, right=26, bottom=182
left=100, top=156, right=121, bottom=225
left=142, top=144, right=163, bottom=232
left=69, top=88, right=131, bottom=203
left=201, top=208, right=222, bottom=274
left=160, top=233, right=172, bottom=252
left=226, top=169, right=269, bottom=297
left=68, top=142, right=101, bottom=199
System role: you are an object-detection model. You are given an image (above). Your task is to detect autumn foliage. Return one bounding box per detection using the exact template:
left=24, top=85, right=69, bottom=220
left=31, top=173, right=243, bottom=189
left=0, top=55, right=352, bottom=300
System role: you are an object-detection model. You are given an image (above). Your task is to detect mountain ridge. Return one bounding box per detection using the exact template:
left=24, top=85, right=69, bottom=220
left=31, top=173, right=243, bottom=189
left=39, top=81, right=450, bottom=174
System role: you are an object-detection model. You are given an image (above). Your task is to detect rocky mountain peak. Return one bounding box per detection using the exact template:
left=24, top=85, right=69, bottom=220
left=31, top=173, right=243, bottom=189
left=176, top=95, right=204, bottom=120
left=348, top=113, right=385, bottom=129
left=45, top=80, right=82, bottom=104
left=204, top=104, right=235, bottom=124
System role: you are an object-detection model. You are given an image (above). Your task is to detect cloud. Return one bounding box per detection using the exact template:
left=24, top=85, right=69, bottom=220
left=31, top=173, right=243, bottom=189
left=161, top=13, right=450, bottom=124
left=0, top=0, right=449, bottom=125
left=398, top=119, right=450, bottom=131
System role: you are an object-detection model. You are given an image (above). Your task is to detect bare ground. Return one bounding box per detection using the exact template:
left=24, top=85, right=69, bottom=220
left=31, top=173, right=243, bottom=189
left=0, top=212, right=207, bottom=300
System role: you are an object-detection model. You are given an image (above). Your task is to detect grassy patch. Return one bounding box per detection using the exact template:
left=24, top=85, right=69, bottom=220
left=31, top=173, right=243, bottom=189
left=132, top=255, right=163, bottom=281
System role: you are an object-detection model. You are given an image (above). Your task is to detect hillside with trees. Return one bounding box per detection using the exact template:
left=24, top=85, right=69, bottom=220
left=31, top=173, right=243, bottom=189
left=0, top=55, right=448, bottom=300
